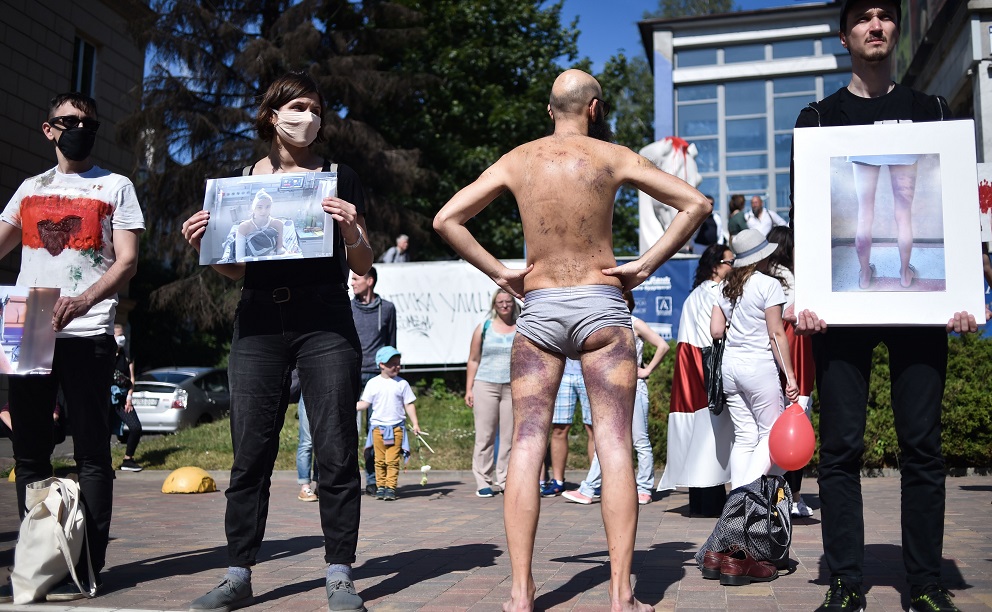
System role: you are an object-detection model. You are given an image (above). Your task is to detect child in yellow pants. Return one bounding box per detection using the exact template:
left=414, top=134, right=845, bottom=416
left=358, top=346, right=420, bottom=501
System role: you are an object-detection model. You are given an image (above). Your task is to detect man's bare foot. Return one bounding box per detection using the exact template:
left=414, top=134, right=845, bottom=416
left=502, top=593, right=534, bottom=611
left=502, top=581, right=535, bottom=612
left=610, top=595, right=654, bottom=612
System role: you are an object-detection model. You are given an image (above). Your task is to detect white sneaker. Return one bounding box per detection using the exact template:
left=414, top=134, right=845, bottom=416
left=562, top=490, right=594, bottom=505
left=791, top=497, right=813, bottom=517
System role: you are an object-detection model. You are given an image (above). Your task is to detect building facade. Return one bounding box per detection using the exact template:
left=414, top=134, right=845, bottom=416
left=0, top=0, right=151, bottom=281
left=640, top=2, right=849, bottom=227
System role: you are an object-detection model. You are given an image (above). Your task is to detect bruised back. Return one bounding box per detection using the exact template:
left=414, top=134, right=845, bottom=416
left=503, top=133, right=627, bottom=291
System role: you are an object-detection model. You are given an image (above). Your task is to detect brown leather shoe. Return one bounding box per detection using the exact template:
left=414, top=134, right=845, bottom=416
left=719, top=549, right=778, bottom=586
left=700, top=549, right=730, bottom=579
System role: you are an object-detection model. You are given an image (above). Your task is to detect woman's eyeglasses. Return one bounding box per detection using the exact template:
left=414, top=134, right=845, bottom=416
left=720, top=259, right=736, bottom=266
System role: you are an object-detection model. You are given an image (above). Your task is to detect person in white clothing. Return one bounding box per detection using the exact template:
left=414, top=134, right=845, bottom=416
left=711, top=229, right=798, bottom=489
left=745, top=195, right=787, bottom=237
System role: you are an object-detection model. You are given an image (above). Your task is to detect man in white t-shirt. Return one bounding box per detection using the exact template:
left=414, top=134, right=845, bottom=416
left=745, top=195, right=787, bottom=236
left=0, top=93, right=143, bottom=603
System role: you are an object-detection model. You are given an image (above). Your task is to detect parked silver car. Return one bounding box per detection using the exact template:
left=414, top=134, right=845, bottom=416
left=129, top=367, right=230, bottom=433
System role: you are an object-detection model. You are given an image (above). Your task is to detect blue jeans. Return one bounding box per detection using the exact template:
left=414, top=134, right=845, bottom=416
left=296, top=397, right=319, bottom=485
left=226, top=284, right=361, bottom=566
left=580, top=382, right=654, bottom=495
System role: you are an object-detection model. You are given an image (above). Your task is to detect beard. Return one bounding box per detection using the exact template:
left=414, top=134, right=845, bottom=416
left=856, top=36, right=893, bottom=63
left=588, top=109, right=613, bottom=142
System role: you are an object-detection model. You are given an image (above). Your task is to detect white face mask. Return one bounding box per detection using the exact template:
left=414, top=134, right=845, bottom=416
left=115, top=335, right=126, bottom=348
left=272, top=109, right=322, bottom=147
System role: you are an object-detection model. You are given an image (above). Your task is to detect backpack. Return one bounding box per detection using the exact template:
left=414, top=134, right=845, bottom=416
left=695, top=214, right=718, bottom=246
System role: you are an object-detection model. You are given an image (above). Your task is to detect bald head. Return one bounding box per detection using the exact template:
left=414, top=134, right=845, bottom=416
left=549, top=69, right=602, bottom=118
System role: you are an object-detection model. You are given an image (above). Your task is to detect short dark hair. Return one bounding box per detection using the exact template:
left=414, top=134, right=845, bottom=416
left=255, top=71, right=326, bottom=143
left=839, top=0, right=901, bottom=34
left=48, top=92, right=97, bottom=119
left=365, top=266, right=377, bottom=288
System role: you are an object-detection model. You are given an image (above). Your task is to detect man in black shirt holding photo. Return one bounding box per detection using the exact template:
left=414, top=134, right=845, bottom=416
left=791, top=1, right=981, bottom=611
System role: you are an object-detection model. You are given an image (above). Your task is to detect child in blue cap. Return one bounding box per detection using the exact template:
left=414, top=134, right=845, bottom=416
left=358, top=346, right=421, bottom=500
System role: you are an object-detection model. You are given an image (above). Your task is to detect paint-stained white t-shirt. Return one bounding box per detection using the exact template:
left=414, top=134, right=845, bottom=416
left=1, top=166, right=145, bottom=337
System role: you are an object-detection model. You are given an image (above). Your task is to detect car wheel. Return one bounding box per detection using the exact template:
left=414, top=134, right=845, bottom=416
left=196, top=413, right=214, bottom=426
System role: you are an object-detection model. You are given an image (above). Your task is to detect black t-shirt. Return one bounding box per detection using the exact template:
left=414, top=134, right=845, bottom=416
left=790, top=83, right=948, bottom=218
left=795, top=83, right=947, bottom=129
left=227, top=160, right=367, bottom=290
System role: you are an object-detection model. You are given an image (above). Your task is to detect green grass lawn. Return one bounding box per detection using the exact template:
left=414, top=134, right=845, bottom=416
left=109, top=377, right=598, bottom=473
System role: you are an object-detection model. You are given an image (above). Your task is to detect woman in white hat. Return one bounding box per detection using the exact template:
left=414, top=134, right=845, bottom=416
left=710, top=228, right=799, bottom=489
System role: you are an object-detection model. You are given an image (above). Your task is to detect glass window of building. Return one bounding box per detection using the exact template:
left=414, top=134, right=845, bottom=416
left=724, top=43, right=765, bottom=63
left=822, top=72, right=849, bottom=96
left=677, top=48, right=717, bottom=68
left=677, top=103, right=718, bottom=137
left=821, top=36, right=847, bottom=55
left=677, top=84, right=717, bottom=102
left=725, top=81, right=765, bottom=116
left=772, top=39, right=815, bottom=59
left=72, top=37, right=97, bottom=97
left=694, top=139, right=719, bottom=173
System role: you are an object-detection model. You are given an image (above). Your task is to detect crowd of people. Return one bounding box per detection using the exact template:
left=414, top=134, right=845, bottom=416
left=1, top=3, right=989, bottom=612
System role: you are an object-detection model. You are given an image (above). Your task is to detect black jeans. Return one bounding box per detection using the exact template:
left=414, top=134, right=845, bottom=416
left=113, top=401, right=142, bottom=457
left=225, top=284, right=362, bottom=566
left=813, top=326, right=947, bottom=587
left=9, top=334, right=116, bottom=573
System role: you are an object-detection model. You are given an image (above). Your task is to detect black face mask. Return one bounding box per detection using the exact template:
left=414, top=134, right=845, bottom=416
left=56, top=127, right=97, bottom=161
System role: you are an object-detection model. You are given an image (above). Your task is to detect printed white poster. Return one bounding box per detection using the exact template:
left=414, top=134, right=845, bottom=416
left=793, top=120, right=985, bottom=325
left=198, top=172, right=337, bottom=265
left=0, top=286, right=60, bottom=375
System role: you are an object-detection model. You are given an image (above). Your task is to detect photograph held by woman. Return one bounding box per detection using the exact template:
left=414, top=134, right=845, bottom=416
left=180, top=71, right=371, bottom=612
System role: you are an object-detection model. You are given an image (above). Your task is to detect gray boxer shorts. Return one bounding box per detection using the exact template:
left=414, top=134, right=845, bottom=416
left=515, top=285, right=630, bottom=360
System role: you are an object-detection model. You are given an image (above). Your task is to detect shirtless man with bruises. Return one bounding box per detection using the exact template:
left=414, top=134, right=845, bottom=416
left=434, top=69, right=710, bottom=612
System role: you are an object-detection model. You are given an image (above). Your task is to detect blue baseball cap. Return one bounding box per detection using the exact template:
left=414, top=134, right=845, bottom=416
left=375, top=346, right=401, bottom=366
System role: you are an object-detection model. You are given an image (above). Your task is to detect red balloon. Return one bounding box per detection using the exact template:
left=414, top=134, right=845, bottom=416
left=769, top=403, right=815, bottom=471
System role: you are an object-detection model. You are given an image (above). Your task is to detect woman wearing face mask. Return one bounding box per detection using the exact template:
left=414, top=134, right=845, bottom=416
left=111, top=323, right=142, bottom=472
left=181, top=71, right=372, bottom=612
left=236, top=189, right=284, bottom=260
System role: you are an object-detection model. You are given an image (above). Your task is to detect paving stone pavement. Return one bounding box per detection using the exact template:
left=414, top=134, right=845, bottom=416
left=1, top=470, right=990, bottom=611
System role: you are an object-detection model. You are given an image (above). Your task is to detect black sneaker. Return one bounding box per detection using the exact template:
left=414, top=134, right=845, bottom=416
left=364, top=483, right=377, bottom=497
left=382, top=487, right=397, bottom=501
left=120, top=458, right=143, bottom=472
left=45, top=574, right=101, bottom=602
left=375, top=487, right=385, bottom=500
left=189, top=574, right=253, bottom=611
left=815, top=578, right=865, bottom=611
left=0, top=582, right=11, bottom=604
left=910, top=585, right=959, bottom=612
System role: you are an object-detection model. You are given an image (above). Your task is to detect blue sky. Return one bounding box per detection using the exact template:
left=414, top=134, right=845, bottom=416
left=560, top=0, right=807, bottom=71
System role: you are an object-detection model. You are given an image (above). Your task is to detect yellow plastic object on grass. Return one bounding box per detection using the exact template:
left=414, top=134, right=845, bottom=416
left=162, top=467, right=217, bottom=494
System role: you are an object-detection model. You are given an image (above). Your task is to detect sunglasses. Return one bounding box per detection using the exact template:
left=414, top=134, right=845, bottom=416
left=48, top=115, right=101, bottom=131
left=590, top=97, right=611, bottom=117
left=720, top=259, right=736, bottom=266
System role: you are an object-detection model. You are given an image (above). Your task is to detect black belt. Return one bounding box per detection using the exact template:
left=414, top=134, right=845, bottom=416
left=241, top=283, right=348, bottom=304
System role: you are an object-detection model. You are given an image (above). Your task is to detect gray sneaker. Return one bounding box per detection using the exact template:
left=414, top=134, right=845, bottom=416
left=326, top=571, right=365, bottom=612
left=189, top=574, right=253, bottom=611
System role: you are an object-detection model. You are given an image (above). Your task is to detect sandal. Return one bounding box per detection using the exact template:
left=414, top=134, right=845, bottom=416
left=859, top=263, right=875, bottom=290
left=901, top=263, right=917, bottom=288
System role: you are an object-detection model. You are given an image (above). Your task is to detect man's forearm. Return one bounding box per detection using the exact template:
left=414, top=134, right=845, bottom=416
left=78, top=258, right=138, bottom=310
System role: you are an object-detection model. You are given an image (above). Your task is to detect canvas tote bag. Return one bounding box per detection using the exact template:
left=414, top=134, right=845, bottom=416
left=11, top=477, right=96, bottom=603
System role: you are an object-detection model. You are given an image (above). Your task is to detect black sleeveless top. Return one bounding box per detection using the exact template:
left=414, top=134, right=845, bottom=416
left=230, top=160, right=367, bottom=290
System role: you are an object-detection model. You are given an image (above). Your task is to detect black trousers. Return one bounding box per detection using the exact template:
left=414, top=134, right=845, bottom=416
left=9, top=334, right=116, bottom=573
left=113, top=401, right=142, bottom=457
left=813, top=326, right=947, bottom=587
left=225, top=285, right=362, bottom=566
